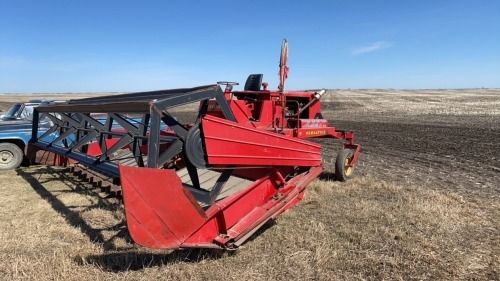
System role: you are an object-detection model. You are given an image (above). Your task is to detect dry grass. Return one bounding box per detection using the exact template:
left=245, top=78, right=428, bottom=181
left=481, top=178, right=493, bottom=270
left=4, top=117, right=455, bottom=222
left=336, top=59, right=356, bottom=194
left=1, top=166, right=498, bottom=280
left=330, top=89, right=500, bottom=117
left=323, top=89, right=500, bottom=128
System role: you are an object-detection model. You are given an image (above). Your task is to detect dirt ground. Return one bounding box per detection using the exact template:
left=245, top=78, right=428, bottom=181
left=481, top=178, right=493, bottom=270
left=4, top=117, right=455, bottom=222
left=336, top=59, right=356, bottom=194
left=322, top=88, right=500, bottom=193
left=0, top=89, right=499, bottom=280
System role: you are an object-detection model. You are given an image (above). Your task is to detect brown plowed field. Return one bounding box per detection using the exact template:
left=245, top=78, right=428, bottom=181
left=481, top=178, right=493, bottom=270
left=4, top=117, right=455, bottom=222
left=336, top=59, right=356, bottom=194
left=321, top=89, right=500, bottom=194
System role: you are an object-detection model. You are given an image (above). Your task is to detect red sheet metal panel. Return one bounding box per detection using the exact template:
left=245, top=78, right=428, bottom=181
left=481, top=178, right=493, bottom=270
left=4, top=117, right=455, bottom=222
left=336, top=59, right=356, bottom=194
left=201, top=115, right=322, bottom=166
left=299, top=119, right=329, bottom=128
left=119, top=165, right=207, bottom=249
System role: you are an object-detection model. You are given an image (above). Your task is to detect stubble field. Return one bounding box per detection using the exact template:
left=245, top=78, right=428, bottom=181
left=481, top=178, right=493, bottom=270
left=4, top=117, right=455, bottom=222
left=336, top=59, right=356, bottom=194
left=0, top=89, right=499, bottom=280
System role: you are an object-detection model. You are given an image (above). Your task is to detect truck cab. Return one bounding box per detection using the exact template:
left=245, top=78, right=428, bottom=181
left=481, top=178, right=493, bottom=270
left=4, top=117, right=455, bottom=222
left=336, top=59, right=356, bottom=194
left=0, top=101, right=58, bottom=170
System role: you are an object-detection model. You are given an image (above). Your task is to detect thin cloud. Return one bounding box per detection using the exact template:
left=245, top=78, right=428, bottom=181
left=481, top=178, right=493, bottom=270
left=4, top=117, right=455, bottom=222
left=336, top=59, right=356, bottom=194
left=352, top=41, right=393, bottom=55
left=0, top=56, right=28, bottom=67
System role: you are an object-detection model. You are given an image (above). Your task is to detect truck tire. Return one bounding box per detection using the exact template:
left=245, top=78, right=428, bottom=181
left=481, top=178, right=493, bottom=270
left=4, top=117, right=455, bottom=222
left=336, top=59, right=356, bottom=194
left=0, top=143, right=24, bottom=170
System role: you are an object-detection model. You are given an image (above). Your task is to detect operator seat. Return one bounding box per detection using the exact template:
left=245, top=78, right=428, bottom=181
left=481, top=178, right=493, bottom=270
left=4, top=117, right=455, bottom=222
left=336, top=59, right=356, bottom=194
left=244, top=74, right=263, bottom=91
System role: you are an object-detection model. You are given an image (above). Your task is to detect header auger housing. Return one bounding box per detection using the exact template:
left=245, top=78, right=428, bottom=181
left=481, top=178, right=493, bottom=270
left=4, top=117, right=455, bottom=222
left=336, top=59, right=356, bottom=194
left=28, top=41, right=361, bottom=250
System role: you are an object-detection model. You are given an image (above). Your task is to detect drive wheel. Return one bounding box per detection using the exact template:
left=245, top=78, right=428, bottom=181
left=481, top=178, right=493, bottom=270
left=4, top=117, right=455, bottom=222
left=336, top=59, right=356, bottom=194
left=0, top=143, right=24, bottom=170
left=335, top=149, right=354, bottom=181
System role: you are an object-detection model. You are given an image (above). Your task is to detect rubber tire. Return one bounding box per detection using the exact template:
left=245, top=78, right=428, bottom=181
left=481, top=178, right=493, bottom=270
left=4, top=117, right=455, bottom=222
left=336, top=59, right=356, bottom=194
left=0, top=143, right=24, bottom=170
left=335, top=149, right=354, bottom=182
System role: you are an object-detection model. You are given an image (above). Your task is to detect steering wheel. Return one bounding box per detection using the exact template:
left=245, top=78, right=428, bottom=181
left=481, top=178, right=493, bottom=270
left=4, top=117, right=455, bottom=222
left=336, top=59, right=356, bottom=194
left=217, top=81, right=239, bottom=91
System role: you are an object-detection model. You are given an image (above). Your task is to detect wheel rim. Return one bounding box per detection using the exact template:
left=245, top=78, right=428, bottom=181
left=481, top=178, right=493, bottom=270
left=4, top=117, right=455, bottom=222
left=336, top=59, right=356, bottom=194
left=344, top=156, right=353, bottom=176
left=0, top=150, right=14, bottom=167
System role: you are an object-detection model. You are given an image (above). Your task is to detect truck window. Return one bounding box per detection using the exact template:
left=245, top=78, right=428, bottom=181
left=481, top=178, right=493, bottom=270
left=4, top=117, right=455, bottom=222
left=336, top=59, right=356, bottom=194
left=3, top=104, right=22, bottom=120
left=21, top=105, right=35, bottom=120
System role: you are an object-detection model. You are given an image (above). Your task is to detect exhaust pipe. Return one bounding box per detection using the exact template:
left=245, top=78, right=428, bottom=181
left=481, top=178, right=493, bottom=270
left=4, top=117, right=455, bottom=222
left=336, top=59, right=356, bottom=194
left=298, top=89, right=327, bottom=116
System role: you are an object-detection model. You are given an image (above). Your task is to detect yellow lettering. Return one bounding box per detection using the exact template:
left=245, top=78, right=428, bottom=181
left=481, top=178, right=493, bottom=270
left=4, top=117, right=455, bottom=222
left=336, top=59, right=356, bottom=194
left=305, top=130, right=326, bottom=136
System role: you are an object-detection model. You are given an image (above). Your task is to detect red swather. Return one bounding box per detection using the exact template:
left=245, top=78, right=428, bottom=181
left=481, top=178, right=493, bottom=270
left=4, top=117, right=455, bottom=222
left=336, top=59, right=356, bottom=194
left=29, top=39, right=361, bottom=249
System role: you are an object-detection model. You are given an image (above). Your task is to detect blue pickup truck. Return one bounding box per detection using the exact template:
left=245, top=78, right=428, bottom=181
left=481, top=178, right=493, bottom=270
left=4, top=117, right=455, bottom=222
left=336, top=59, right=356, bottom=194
left=0, top=101, right=58, bottom=170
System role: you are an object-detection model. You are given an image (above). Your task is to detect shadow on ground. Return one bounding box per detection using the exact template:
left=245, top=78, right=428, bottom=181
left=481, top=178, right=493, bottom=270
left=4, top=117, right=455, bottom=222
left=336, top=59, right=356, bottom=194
left=77, top=248, right=233, bottom=272
left=16, top=166, right=130, bottom=248
left=318, top=171, right=338, bottom=181
left=79, top=221, right=277, bottom=272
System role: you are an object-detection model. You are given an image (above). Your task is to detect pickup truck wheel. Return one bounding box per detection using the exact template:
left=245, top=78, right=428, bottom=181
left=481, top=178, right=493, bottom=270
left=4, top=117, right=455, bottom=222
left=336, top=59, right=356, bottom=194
left=0, top=143, right=24, bottom=170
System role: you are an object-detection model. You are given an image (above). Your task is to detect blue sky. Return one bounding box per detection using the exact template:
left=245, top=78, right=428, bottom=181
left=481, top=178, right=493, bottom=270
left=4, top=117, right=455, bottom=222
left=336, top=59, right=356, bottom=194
left=1, top=0, right=499, bottom=93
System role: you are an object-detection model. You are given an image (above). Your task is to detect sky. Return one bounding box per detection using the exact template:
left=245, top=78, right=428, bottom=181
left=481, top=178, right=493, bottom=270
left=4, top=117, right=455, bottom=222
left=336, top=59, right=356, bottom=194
left=1, top=0, right=499, bottom=93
